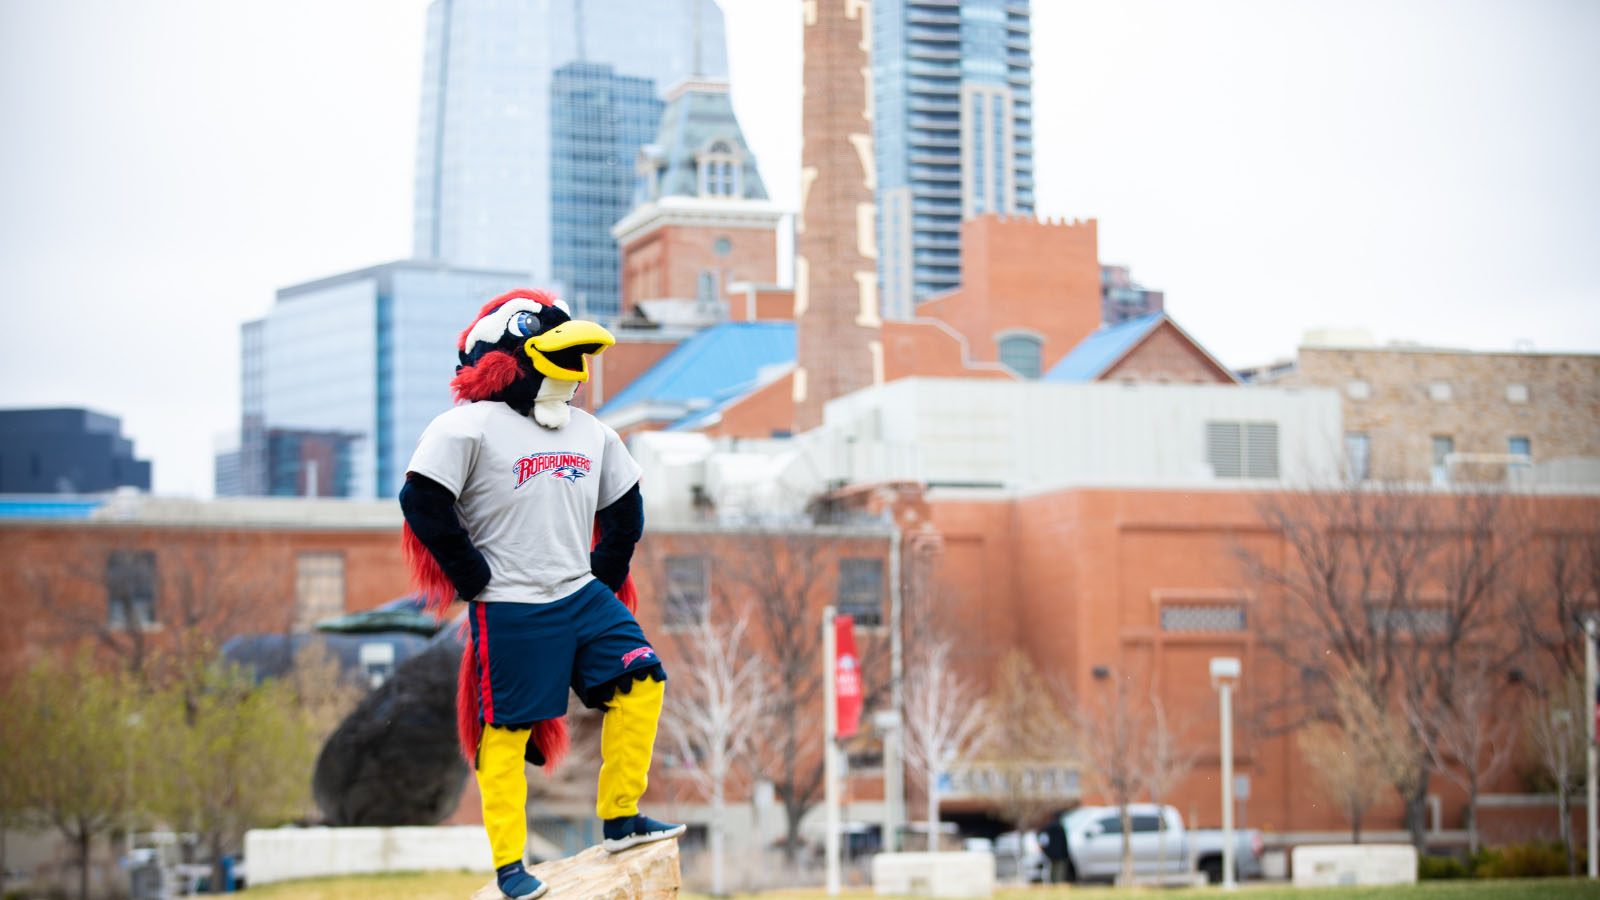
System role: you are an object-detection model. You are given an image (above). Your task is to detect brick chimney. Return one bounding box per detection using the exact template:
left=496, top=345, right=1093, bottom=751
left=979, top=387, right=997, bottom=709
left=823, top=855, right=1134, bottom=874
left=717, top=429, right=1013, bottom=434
left=794, top=0, right=882, bottom=431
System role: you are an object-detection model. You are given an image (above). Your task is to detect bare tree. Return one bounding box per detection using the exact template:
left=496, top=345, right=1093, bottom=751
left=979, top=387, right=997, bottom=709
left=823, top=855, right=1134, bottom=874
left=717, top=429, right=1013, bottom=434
left=1071, top=673, right=1155, bottom=887
left=901, top=637, right=985, bottom=852
left=1295, top=667, right=1394, bottom=842
left=1525, top=673, right=1588, bottom=876
left=1138, top=697, right=1198, bottom=876
left=977, top=651, right=1074, bottom=843
left=1296, top=724, right=1388, bottom=843
left=1516, top=523, right=1600, bottom=682
left=712, top=530, right=846, bottom=865
left=1240, top=484, right=1527, bottom=848
left=661, top=614, right=765, bottom=897
left=1403, top=658, right=1516, bottom=854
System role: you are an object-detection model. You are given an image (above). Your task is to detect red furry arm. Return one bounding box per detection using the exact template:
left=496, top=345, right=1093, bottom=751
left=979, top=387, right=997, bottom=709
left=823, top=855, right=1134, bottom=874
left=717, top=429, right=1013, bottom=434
left=399, top=474, right=490, bottom=619
left=403, top=522, right=456, bottom=618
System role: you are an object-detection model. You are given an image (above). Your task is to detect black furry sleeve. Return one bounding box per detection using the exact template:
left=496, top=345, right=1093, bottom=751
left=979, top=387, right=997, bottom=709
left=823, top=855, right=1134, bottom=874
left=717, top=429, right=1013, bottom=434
left=399, top=473, right=491, bottom=601
left=591, top=481, right=643, bottom=593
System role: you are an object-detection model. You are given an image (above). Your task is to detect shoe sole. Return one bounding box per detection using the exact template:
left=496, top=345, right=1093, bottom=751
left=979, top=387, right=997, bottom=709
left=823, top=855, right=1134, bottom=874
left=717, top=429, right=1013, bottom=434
left=602, top=824, right=687, bottom=853
left=504, top=881, right=549, bottom=899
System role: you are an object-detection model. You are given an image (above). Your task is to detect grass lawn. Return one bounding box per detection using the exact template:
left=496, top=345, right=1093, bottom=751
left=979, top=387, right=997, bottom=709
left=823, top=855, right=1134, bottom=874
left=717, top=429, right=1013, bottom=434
left=245, top=873, right=1600, bottom=899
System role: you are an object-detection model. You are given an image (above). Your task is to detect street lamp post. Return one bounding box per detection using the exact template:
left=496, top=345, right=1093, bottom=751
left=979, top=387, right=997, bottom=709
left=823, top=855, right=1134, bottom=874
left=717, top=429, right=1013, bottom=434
left=1211, top=657, right=1242, bottom=891
left=1586, top=616, right=1597, bottom=880
left=823, top=606, right=841, bottom=896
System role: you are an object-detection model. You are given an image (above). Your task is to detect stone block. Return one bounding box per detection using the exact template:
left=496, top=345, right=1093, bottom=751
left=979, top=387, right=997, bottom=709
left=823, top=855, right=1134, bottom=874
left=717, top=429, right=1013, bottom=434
left=1291, top=843, right=1417, bottom=887
left=470, top=840, right=680, bottom=900
left=871, top=851, right=995, bottom=897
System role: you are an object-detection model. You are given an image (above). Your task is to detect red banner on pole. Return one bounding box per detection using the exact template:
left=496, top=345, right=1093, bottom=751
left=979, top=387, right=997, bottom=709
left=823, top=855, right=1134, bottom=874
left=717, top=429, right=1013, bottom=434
left=835, top=614, right=863, bottom=739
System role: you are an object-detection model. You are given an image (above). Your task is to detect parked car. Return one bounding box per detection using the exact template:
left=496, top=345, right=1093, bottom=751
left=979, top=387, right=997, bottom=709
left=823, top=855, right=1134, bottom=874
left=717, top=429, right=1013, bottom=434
left=1053, top=804, right=1263, bottom=884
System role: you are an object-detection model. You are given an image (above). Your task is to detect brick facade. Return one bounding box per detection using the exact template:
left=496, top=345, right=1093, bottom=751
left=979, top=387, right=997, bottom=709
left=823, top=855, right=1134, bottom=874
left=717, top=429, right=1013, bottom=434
left=1278, top=346, right=1600, bottom=483
left=918, top=216, right=1102, bottom=374
left=1102, top=319, right=1236, bottom=384
left=794, top=0, right=882, bottom=430
left=619, top=222, right=778, bottom=315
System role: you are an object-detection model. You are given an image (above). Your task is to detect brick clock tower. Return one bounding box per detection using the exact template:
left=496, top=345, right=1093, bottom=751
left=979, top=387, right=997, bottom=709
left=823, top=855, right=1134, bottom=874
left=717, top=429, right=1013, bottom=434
left=794, top=0, right=882, bottom=431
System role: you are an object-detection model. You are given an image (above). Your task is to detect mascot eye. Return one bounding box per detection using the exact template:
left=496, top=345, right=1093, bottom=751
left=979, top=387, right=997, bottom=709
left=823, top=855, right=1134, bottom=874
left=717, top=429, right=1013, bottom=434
left=509, top=310, right=539, bottom=338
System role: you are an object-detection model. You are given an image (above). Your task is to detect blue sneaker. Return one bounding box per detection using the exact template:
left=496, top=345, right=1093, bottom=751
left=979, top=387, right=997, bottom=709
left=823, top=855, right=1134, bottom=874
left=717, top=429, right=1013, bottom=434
left=495, top=861, right=548, bottom=899
left=601, top=813, right=687, bottom=853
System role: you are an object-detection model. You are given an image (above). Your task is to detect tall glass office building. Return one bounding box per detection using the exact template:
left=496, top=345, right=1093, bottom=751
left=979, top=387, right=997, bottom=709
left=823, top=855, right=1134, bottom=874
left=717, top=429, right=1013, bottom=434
left=550, top=63, right=664, bottom=321
left=413, top=0, right=728, bottom=282
left=873, top=0, right=1034, bottom=318
left=228, top=262, right=526, bottom=499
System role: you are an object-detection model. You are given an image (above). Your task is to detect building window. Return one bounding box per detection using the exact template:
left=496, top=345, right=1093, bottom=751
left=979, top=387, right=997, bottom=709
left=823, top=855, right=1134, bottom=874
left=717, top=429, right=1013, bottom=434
left=996, top=333, right=1043, bottom=379
left=1160, top=604, right=1246, bottom=633
left=1509, top=436, right=1532, bottom=469
left=1344, top=432, right=1371, bottom=482
left=106, top=550, right=157, bottom=630
left=837, top=557, right=884, bottom=626
left=713, top=236, right=733, bottom=257
left=1367, top=605, right=1450, bottom=639
left=697, top=270, right=718, bottom=307
left=1507, top=383, right=1529, bottom=404
left=664, top=556, right=708, bottom=627
left=295, top=552, right=345, bottom=632
left=1206, top=421, right=1280, bottom=479
left=1345, top=379, right=1370, bottom=400
left=698, top=140, right=740, bottom=198
left=1429, top=381, right=1453, bottom=402
left=1431, top=435, right=1454, bottom=486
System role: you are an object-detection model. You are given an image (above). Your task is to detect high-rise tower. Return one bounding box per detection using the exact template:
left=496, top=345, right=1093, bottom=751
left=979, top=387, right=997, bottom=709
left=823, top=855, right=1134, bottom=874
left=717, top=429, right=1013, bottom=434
left=412, top=0, right=728, bottom=279
left=550, top=63, right=664, bottom=321
left=873, top=0, right=1034, bottom=318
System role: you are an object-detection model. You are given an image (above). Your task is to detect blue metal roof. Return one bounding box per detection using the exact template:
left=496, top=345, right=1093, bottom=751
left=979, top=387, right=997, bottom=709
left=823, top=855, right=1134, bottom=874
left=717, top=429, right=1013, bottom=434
left=1042, top=313, right=1165, bottom=383
left=0, top=497, right=106, bottom=520
left=598, top=322, right=796, bottom=418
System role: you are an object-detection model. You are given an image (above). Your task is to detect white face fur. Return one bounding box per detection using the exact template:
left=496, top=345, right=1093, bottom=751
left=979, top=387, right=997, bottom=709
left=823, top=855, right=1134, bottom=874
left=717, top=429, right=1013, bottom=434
left=461, top=296, right=572, bottom=352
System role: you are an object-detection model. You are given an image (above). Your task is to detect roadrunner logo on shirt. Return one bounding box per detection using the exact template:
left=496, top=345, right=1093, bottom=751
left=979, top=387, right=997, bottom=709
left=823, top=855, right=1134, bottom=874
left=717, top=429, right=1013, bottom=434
left=513, top=452, right=592, bottom=488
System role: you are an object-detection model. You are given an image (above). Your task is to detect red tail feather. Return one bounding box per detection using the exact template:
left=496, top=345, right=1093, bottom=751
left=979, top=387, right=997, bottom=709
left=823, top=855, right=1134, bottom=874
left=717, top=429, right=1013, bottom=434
left=456, top=639, right=483, bottom=763
left=402, top=522, right=456, bottom=620
left=456, top=638, right=569, bottom=771
left=533, top=718, right=569, bottom=770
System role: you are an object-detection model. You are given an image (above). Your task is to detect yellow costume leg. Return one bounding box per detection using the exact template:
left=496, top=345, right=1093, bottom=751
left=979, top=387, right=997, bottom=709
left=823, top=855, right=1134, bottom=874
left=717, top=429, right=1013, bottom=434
left=477, top=725, right=532, bottom=868
left=596, top=677, right=665, bottom=820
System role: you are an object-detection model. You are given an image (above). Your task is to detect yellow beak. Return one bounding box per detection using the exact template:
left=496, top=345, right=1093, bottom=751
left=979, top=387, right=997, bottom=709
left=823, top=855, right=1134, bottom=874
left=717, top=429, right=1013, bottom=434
left=523, top=320, right=616, bottom=383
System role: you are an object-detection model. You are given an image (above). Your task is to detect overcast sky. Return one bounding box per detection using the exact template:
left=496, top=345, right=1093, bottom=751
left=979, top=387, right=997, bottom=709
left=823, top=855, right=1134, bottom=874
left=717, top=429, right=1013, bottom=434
left=1, top=0, right=1596, bottom=497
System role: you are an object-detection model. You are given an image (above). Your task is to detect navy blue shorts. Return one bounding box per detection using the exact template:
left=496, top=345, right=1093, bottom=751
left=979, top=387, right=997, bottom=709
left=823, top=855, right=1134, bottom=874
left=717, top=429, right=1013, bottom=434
left=467, top=579, right=665, bottom=726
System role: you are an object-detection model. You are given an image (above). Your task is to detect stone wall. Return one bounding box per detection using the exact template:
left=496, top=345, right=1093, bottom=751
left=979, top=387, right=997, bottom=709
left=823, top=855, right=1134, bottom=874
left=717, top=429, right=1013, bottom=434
left=1279, top=346, right=1600, bottom=482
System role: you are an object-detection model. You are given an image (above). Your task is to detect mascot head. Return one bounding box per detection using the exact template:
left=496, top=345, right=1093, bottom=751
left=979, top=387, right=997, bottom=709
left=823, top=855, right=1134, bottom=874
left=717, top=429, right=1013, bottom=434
left=449, top=288, right=615, bottom=429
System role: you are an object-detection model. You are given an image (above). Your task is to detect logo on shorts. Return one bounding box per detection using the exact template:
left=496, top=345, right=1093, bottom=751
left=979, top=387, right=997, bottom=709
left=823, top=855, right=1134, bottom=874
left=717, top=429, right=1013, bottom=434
left=513, top=452, right=592, bottom=488
left=621, top=647, right=655, bottom=668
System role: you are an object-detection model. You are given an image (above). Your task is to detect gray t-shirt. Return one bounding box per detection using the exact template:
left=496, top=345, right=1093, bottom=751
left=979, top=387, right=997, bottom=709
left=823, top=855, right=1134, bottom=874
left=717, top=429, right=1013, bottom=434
left=406, top=402, right=642, bottom=604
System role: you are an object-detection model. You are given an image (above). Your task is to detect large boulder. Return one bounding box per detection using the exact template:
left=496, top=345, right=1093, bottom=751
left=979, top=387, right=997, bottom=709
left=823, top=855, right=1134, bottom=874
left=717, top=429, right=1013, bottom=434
left=313, top=636, right=467, bottom=825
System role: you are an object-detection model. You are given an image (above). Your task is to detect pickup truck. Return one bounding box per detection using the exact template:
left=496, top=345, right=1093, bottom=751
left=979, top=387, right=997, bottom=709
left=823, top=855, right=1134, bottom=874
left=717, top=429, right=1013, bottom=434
left=1044, top=804, right=1264, bottom=884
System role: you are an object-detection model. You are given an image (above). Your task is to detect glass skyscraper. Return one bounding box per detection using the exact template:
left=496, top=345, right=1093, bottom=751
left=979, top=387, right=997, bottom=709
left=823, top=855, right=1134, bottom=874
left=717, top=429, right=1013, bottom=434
left=550, top=62, right=664, bottom=321
left=229, top=261, right=527, bottom=499
left=412, top=0, right=728, bottom=282
left=873, top=0, right=1034, bottom=318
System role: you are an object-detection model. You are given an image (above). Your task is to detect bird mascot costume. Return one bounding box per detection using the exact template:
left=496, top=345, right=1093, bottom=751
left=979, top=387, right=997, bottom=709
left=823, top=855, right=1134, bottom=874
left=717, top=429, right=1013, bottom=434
left=398, top=288, right=682, bottom=899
